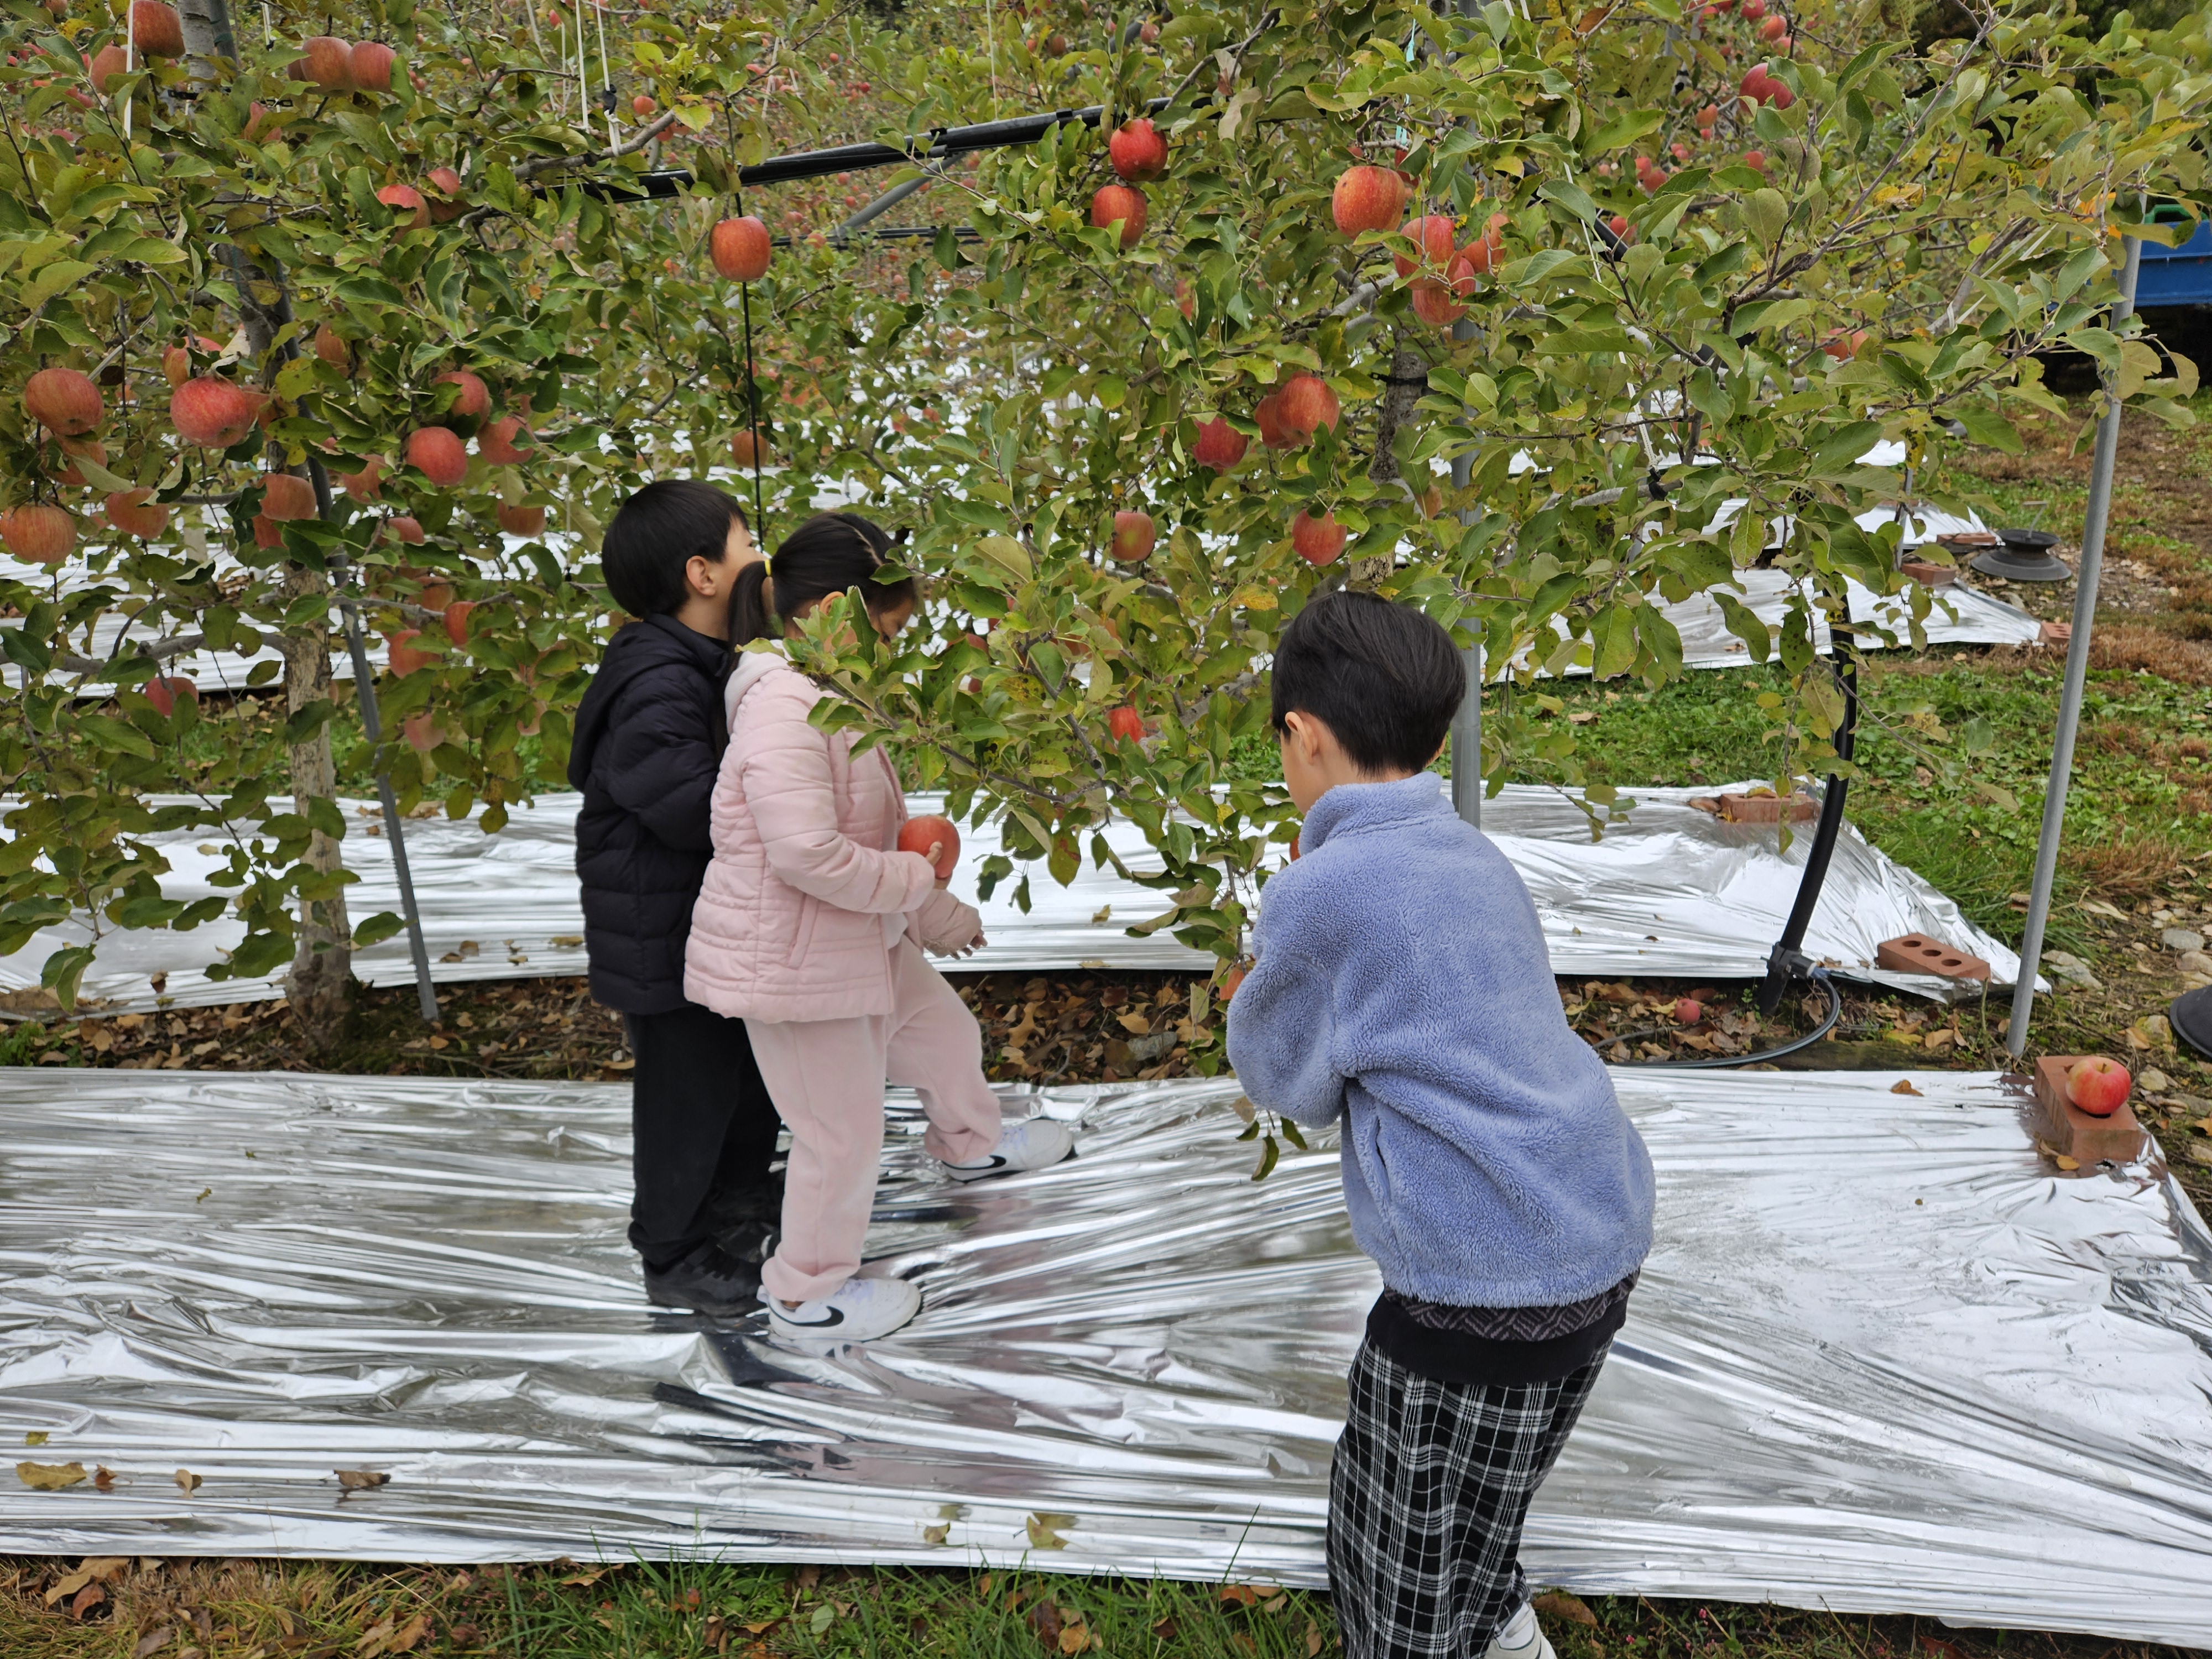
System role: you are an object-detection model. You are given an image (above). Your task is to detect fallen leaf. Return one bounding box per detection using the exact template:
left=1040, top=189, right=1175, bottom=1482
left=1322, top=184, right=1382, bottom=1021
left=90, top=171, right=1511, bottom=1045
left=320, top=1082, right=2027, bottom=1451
left=1891, top=1079, right=1923, bottom=1095
left=921, top=1523, right=950, bottom=1545
left=174, top=1468, right=202, bottom=1494
left=45, top=1568, right=96, bottom=1605
left=1307, top=1619, right=1326, bottom=1656
left=24, top=1431, right=47, bottom=1446
left=71, top=1582, right=105, bottom=1618
left=795, top=1563, right=820, bottom=1590
left=134, top=1625, right=175, bottom=1657
left=807, top=1604, right=834, bottom=1636
left=1222, top=1584, right=1261, bottom=1607
left=93, top=1467, right=114, bottom=1492
left=1091, top=905, right=1112, bottom=925
left=557, top=1569, right=604, bottom=1588
left=335, top=1469, right=390, bottom=1491
left=1027, top=1600, right=1062, bottom=1642
left=1117, top=1011, right=1151, bottom=1035
left=741, top=1618, right=779, bottom=1635
left=1535, top=1592, right=1600, bottom=1628
left=17, top=1460, right=87, bottom=1490
left=1059, top=1623, right=1089, bottom=1655
left=1026, top=1511, right=1072, bottom=1550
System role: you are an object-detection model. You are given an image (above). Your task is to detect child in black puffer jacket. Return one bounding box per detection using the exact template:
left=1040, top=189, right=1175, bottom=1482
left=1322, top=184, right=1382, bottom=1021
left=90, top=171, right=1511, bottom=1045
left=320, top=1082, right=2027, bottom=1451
left=568, top=479, right=780, bottom=1316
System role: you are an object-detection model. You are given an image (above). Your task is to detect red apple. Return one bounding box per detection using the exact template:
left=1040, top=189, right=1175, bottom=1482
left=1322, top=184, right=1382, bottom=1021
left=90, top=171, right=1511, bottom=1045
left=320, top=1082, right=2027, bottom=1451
left=311, top=323, right=350, bottom=369
left=1394, top=213, right=1458, bottom=276
left=1761, top=15, right=1787, bottom=39
left=377, top=183, right=429, bottom=229
left=497, top=503, right=546, bottom=538
left=406, top=425, right=469, bottom=487
left=129, top=0, right=185, bottom=55
left=443, top=600, right=475, bottom=645
left=632, top=93, right=655, bottom=116
left=1331, top=165, right=1407, bottom=236
left=87, top=42, right=129, bottom=91
left=1254, top=392, right=1296, bottom=451
left=432, top=368, right=490, bottom=422
left=0, top=502, right=75, bottom=565
left=1110, top=509, right=1155, bottom=564
left=161, top=345, right=190, bottom=388
left=261, top=471, right=317, bottom=521
left=1741, top=0, right=1766, bottom=15
left=1089, top=184, right=1147, bottom=247
left=1410, top=278, right=1466, bottom=327
left=1222, top=963, right=1246, bottom=1003
left=1275, top=374, right=1340, bottom=442
left=1108, top=117, right=1168, bottom=182
left=300, top=34, right=353, bottom=90
left=424, top=165, right=465, bottom=221
left=1192, top=416, right=1248, bottom=472
left=897, top=813, right=961, bottom=879
left=729, top=429, right=764, bottom=467
left=387, top=628, right=432, bottom=676
left=143, top=674, right=195, bottom=716
left=709, top=216, right=771, bottom=280
left=403, top=711, right=442, bottom=752
left=52, top=436, right=102, bottom=488
left=349, top=39, right=394, bottom=91
left=1743, top=149, right=1767, bottom=174
left=24, top=366, right=103, bottom=435
left=387, top=514, right=425, bottom=545
left=336, top=455, right=384, bottom=499
left=1674, top=997, right=1704, bottom=1025
left=170, top=377, right=266, bottom=447
left=2064, top=1056, right=2131, bottom=1118
left=1107, top=706, right=1146, bottom=744
left=1822, top=330, right=1870, bottom=360
left=1290, top=509, right=1347, bottom=565
left=252, top=513, right=284, bottom=550
left=104, top=488, right=169, bottom=538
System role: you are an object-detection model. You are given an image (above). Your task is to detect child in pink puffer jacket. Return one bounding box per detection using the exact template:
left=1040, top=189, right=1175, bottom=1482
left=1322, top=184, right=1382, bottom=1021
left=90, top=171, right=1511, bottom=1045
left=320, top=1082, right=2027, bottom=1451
left=685, top=512, right=1074, bottom=1343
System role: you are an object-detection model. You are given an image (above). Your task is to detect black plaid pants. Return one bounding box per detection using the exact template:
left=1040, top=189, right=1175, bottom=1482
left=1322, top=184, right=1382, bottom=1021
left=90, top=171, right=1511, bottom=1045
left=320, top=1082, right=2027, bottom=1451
left=1328, top=1337, right=1610, bottom=1659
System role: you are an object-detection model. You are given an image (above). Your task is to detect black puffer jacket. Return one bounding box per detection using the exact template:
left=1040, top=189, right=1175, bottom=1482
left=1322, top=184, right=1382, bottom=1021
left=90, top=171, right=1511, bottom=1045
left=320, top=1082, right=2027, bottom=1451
left=568, top=615, right=737, bottom=1014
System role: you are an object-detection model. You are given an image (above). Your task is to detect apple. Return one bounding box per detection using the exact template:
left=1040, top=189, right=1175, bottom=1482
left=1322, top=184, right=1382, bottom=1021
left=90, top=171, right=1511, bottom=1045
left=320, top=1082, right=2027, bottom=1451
left=2064, top=1056, right=2131, bottom=1118
left=1254, top=393, right=1296, bottom=451
left=1331, top=164, right=1407, bottom=236
left=387, top=628, right=432, bottom=676
left=403, top=711, right=442, bottom=752
left=251, top=514, right=284, bottom=549
left=416, top=575, right=453, bottom=612
left=129, top=0, right=185, bottom=55
left=1108, top=117, right=1168, bottom=182
left=1192, top=416, right=1248, bottom=472
left=1110, top=509, right=1156, bottom=564
left=1410, top=278, right=1466, bottom=327
left=104, top=488, right=169, bottom=538
left=87, top=42, right=130, bottom=91
left=498, top=503, right=546, bottom=538
left=0, top=503, right=75, bottom=565
left=1674, top=997, right=1704, bottom=1025
left=1089, top=184, right=1147, bottom=247
left=349, top=38, right=395, bottom=90
left=387, top=515, right=425, bottom=545
left=161, top=345, right=191, bottom=388
left=1761, top=15, right=1787, bottom=39
left=632, top=93, right=655, bottom=116
left=443, top=600, right=476, bottom=645
left=377, top=182, right=429, bottom=229
left=170, top=377, right=266, bottom=447
left=336, top=456, right=384, bottom=499
left=1822, top=330, right=1870, bottom=360
left=24, top=366, right=103, bottom=435
left=1741, top=0, right=1766, bottom=15
left=897, top=813, right=961, bottom=879
left=1138, top=19, right=1159, bottom=42
left=1107, top=706, right=1146, bottom=744
left=243, top=100, right=284, bottom=140
left=300, top=34, right=353, bottom=91
left=406, top=425, right=469, bottom=487
left=477, top=416, right=533, bottom=466
left=1174, top=276, right=1196, bottom=319
left=262, top=471, right=318, bottom=520
left=432, top=368, right=491, bottom=421
left=1221, top=963, right=1246, bottom=1003
left=1607, top=213, right=1635, bottom=243
left=1275, top=374, right=1340, bottom=442
left=729, top=429, right=764, bottom=467
left=709, top=216, right=772, bottom=280
left=1290, top=509, right=1347, bottom=566
left=424, top=165, right=465, bottom=221
left=1394, top=212, right=1458, bottom=277
left=1045, top=32, right=1067, bottom=54
left=311, top=324, right=350, bottom=369
left=143, top=674, right=195, bottom=716
left=1744, top=149, right=1767, bottom=174
left=52, top=436, right=102, bottom=488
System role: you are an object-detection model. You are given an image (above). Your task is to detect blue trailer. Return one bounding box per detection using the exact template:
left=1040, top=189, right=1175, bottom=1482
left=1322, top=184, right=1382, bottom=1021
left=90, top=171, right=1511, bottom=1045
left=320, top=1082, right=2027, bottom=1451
left=2137, top=210, right=2212, bottom=306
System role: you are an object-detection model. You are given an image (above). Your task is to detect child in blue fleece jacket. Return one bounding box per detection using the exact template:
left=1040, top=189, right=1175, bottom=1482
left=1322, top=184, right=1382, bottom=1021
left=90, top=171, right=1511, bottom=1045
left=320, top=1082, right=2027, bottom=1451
left=1227, top=591, right=1655, bottom=1659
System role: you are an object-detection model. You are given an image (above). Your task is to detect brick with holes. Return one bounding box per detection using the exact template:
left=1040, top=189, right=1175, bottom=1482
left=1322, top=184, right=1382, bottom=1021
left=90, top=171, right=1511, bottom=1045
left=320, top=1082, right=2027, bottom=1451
left=1875, top=933, right=1991, bottom=982
left=2030, top=1055, right=2147, bottom=1165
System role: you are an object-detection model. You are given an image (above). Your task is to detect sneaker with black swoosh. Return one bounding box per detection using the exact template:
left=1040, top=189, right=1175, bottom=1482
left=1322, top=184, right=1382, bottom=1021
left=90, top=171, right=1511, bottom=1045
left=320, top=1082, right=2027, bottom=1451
left=767, top=1274, right=921, bottom=1343
left=941, top=1117, right=1075, bottom=1182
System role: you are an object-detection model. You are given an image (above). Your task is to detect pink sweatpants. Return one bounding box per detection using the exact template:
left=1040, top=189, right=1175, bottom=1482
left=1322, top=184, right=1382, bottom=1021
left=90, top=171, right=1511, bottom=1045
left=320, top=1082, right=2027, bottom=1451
left=745, top=937, right=1004, bottom=1303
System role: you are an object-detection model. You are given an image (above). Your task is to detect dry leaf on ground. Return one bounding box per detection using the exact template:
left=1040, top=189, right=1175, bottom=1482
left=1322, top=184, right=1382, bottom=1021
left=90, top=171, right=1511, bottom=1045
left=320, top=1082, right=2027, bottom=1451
left=174, top=1468, right=202, bottom=1494
left=336, top=1469, right=390, bottom=1490
left=1535, top=1592, right=1600, bottom=1627
left=17, top=1460, right=87, bottom=1490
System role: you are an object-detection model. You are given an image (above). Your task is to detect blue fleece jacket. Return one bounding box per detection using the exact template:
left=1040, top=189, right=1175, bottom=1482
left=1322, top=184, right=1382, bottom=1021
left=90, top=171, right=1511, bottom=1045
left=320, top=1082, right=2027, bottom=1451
left=1226, top=773, right=1655, bottom=1308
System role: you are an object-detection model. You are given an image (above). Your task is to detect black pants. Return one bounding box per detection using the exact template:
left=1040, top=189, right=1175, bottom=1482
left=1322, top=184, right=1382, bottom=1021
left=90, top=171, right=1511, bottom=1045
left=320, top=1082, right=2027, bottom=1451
left=623, top=1004, right=782, bottom=1271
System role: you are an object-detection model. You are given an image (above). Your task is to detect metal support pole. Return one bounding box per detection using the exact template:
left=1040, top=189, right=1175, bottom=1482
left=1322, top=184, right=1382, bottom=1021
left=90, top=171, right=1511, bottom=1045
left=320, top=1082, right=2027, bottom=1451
left=833, top=164, right=944, bottom=242
left=1445, top=0, right=1484, bottom=829
left=2006, top=231, right=2142, bottom=1059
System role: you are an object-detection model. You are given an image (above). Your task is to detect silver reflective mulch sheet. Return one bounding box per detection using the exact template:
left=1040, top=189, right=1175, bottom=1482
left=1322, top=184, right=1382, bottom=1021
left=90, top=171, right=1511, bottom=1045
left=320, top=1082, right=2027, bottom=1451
left=4, top=784, right=2019, bottom=1015
left=3, top=1067, right=2208, bottom=1644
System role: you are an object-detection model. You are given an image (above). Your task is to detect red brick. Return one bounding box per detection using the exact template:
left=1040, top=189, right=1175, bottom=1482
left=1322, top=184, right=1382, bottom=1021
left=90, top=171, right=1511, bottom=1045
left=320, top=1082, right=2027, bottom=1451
left=1875, top=933, right=1991, bottom=982
left=2039, top=620, right=2073, bottom=646
left=1900, top=560, right=1958, bottom=587
left=2029, top=1055, right=2147, bottom=1165
left=1715, top=792, right=1817, bottom=823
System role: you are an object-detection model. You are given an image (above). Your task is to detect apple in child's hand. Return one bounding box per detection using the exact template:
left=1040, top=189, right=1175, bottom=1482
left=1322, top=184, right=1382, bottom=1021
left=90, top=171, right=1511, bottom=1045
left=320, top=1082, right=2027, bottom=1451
left=898, top=815, right=961, bottom=880
left=2064, top=1055, right=2131, bottom=1117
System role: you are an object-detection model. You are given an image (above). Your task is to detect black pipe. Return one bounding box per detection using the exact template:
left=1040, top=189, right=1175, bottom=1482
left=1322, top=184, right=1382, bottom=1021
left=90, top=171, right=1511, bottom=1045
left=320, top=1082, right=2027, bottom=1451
left=1756, top=654, right=1859, bottom=1015
left=586, top=92, right=1188, bottom=201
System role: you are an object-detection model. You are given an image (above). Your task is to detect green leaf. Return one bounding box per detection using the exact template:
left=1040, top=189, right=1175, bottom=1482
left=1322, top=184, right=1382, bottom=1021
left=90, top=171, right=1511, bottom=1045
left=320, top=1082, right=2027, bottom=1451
left=352, top=911, right=406, bottom=948
left=1949, top=407, right=2022, bottom=453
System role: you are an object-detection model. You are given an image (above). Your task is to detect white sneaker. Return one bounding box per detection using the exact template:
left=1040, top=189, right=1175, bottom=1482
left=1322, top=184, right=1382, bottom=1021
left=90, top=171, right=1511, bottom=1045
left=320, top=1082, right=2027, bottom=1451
left=941, top=1117, right=1074, bottom=1182
left=767, top=1275, right=921, bottom=1343
left=1485, top=1603, right=1556, bottom=1659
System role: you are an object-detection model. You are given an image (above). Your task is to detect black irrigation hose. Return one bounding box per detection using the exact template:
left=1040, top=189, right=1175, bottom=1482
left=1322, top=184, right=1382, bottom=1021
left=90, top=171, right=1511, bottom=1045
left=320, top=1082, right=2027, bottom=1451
left=1607, top=968, right=1845, bottom=1072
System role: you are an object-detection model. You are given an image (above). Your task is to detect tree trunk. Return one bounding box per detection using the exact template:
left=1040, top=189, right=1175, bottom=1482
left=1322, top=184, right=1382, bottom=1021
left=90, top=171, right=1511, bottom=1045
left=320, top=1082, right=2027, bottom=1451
left=1349, top=338, right=1430, bottom=592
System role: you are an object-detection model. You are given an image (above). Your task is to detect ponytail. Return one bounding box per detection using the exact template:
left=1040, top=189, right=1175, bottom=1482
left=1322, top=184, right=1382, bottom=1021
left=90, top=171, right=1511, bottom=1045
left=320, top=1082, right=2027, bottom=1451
left=727, top=558, right=776, bottom=644
left=738, top=512, right=916, bottom=644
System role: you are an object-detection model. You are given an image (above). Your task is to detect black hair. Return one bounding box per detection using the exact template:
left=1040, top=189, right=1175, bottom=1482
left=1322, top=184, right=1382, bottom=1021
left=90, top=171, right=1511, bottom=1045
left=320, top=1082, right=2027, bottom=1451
left=601, top=479, right=749, bottom=617
left=730, top=511, right=918, bottom=644
left=1270, top=591, right=1465, bottom=774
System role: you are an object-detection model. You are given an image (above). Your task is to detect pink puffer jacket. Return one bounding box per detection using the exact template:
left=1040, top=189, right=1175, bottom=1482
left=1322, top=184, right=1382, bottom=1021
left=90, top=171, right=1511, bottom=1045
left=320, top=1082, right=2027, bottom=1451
left=685, top=648, right=980, bottom=1022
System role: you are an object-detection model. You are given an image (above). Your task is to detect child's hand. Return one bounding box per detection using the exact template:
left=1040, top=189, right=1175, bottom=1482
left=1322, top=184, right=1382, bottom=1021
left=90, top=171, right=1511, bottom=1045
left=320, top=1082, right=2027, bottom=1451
left=926, top=841, right=952, bottom=889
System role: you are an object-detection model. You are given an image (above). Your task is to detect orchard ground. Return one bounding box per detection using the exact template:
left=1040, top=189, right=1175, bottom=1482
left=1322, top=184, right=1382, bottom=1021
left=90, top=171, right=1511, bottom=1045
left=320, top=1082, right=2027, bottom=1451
left=6, top=389, right=2212, bottom=1652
